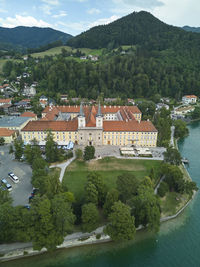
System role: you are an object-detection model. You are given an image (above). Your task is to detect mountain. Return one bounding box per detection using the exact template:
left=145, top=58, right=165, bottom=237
left=67, top=11, right=200, bottom=51
left=183, top=26, right=200, bottom=33
left=0, top=26, right=73, bottom=51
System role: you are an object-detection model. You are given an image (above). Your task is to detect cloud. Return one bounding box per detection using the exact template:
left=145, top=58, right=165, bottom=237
left=1, top=15, right=51, bottom=28
left=87, top=8, right=101, bottom=15
left=42, top=0, right=59, bottom=5
left=111, top=0, right=164, bottom=14
left=52, top=10, right=67, bottom=18
left=40, top=4, right=52, bottom=15
left=57, top=15, right=119, bottom=35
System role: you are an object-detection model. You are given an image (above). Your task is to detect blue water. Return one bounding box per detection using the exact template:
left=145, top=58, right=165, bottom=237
left=2, top=121, right=200, bottom=267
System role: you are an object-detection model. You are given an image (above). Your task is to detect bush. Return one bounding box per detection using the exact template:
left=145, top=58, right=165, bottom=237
left=84, top=146, right=95, bottom=161
left=23, top=251, right=28, bottom=256
left=96, top=233, right=101, bottom=239
left=158, top=181, right=169, bottom=197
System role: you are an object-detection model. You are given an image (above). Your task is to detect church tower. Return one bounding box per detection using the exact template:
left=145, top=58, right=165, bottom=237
left=96, top=102, right=103, bottom=128
left=78, top=103, right=85, bottom=128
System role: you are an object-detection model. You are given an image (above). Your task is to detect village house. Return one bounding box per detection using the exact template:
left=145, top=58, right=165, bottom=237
left=182, top=95, right=197, bottom=105
left=0, top=128, right=17, bottom=143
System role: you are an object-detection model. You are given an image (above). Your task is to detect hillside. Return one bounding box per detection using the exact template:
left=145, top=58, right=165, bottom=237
left=67, top=11, right=200, bottom=52
left=0, top=26, right=72, bottom=51
left=183, top=26, right=200, bottom=33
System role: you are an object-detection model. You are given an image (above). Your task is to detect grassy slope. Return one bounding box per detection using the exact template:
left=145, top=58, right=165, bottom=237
left=62, top=157, right=161, bottom=201
left=31, top=46, right=103, bottom=58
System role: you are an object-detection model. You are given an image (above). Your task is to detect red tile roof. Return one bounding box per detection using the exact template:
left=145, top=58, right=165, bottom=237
left=20, top=112, right=37, bottom=118
left=22, top=120, right=78, bottom=132
left=0, top=98, right=11, bottom=104
left=184, top=95, right=197, bottom=99
left=0, top=128, right=15, bottom=137
left=103, top=120, right=157, bottom=132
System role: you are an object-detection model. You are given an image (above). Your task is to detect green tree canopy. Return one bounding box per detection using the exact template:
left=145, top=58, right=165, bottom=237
left=106, top=201, right=136, bottom=241
left=81, top=203, right=100, bottom=232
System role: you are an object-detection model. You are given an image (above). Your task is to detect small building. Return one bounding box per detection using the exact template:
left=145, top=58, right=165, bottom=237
left=182, top=95, right=197, bottom=104
left=156, top=103, right=169, bottom=110
left=0, top=116, right=32, bottom=133
left=23, top=86, right=36, bottom=97
left=0, top=99, right=12, bottom=106
left=0, top=128, right=16, bottom=143
left=20, top=112, right=37, bottom=121
left=60, top=95, right=68, bottom=102
left=173, top=105, right=195, bottom=116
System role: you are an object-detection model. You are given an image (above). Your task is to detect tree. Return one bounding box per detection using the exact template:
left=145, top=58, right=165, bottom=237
left=191, top=106, right=200, bottom=119
left=129, top=186, right=161, bottom=231
left=106, top=201, right=136, bottom=241
left=0, top=137, right=5, bottom=146
left=164, top=164, right=185, bottom=193
left=87, top=172, right=107, bottom=206
left=51, top=193, right=75, bottom=236
left=164, top=147, right=182, bottom=165
left=157, top=181, right=169, bottom=197
left=103, top=188, right=119, bottom=216
left=81, top=203, right=99, bottom=232
left=45, top=131, right=59, bottom=163
left=85, top=181, right=98, bottom=205
left=13, top=138, right=24, bottom=160
left=83, top=145, right=95, bottom=161
left=9, top=145, right=14, bottom=154
left=30, top=196, right=61, bottom=251
left=174, top=120, right=189, bottom=139
left=116, top=173, right=140, bottom=202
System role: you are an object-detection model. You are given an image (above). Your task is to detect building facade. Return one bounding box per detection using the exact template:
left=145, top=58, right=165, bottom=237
left=21, top=104, right=157, bottom=147
left=182, top=95, right=197, bottom=104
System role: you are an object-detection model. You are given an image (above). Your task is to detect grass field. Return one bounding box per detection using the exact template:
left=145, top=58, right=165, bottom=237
left=31, top=46, right=103, bottom=58
left=160, top=192, right=189, bottom=217
left=62, top=157, right=161, bottom=200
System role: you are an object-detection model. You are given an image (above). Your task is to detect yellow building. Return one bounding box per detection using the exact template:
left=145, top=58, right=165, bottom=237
left=0, top=128, right=17, bottom=143
left=21, top=104, right=157, bottom=147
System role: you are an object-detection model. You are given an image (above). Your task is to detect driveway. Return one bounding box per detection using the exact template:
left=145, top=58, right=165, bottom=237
left=0, top=145, right=32, bottom=206
left=50, top=156, right=76, bottom=182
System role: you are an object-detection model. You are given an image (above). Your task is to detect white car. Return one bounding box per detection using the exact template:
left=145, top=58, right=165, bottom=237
left=8, top=172, right=19, bottom=183
left=1, top=179, right=12, bottom=191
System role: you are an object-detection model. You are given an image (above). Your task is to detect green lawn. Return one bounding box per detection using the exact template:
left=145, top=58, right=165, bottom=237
left=160, top=192, right=189, bottom=217
left=31, top=46, right=103, bottom=58
left=62, top=157, right=161, bottom=200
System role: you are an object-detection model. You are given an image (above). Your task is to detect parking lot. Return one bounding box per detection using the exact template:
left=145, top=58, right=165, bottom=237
left=0, top=145, right=32, bottom=206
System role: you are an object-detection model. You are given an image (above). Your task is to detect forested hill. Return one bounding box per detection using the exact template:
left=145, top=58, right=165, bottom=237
left=67, top=11, right=200, bottom=51
left=183, top=26, right=200, bottom=33
left=0, top=26, right=72, bottom=51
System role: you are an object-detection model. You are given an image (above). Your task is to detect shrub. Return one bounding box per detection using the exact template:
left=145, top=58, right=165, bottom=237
left=96, top=233, right=101, bottom=239
left=158, top=181, right=169, bottom=197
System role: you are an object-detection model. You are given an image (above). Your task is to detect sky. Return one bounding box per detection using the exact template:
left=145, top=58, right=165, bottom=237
left=0, top=0, right=200, bottom=36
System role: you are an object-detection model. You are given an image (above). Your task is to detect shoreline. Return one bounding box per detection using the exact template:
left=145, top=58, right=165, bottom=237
left=0, top=138, right=196, bottom=263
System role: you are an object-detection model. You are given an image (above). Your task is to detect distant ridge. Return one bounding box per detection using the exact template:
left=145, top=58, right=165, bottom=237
left=182, top=26, right=200, bottom=33
left=0, top=26, right=73, bottom=51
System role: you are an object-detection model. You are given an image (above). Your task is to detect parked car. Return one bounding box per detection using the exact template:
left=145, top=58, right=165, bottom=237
left=28, top=195, right=34, bottom=203
left=1, top=179, right=12, bottom=191
left=8, top=172, right=19, bottom=183
left=0, top=185, right=6, bottom=191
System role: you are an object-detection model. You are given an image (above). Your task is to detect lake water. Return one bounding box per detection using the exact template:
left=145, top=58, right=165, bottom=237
left=2, top=121, right=200, bottom=267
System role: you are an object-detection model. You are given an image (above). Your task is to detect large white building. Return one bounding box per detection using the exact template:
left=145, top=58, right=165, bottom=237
left=182, top=95, right=197, bottom=104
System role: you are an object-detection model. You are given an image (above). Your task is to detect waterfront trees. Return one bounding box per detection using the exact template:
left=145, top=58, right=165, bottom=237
left=81, top=203, right=100, bottom=232
left=103, top=189, right=119, bottom=216
left=164, top=147, right=182, bottom=165
left=106, top=201, right=136, bottom=241
left=174, top=120, right=189, bottom=139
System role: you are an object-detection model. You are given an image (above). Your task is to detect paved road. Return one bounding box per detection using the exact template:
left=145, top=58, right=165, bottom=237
left=170, top=126, right=175, bottom=147
left=0, top=145, right=32, bottom=206
left=50, top=156, right=76, bottom=182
